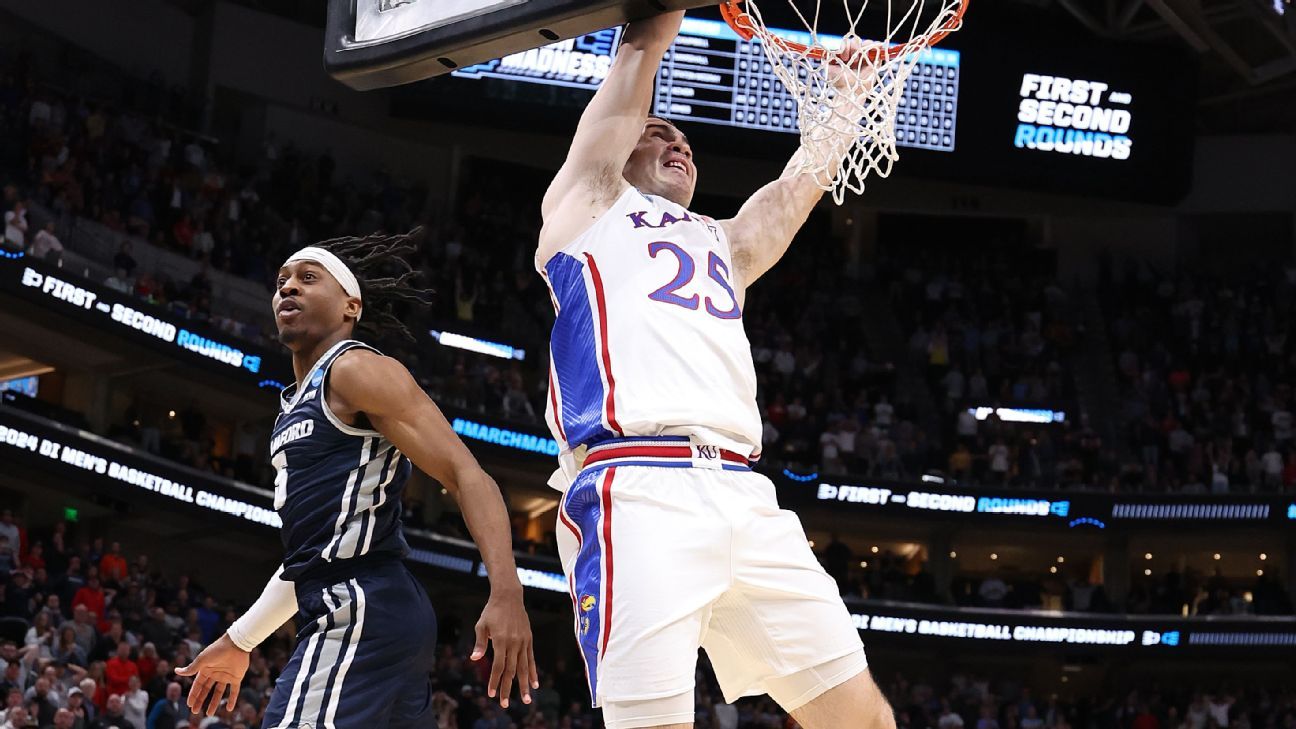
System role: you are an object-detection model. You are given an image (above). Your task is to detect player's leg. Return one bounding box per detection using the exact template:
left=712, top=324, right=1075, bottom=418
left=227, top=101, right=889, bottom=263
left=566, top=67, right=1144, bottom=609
left=261, top=578, right=391, bottom=729
left=788, top=669, right=896, bottom=729
left=260, top=620, right=316, bottom=728
left=600, top=692, right=695, bottom=729
left=385, top=565, right=440, bottom=729
left=556, top=466, right=728, bottom=729
left=265, top=561, right=436, bottom=729
left=700, top=470, right=877, bottom=724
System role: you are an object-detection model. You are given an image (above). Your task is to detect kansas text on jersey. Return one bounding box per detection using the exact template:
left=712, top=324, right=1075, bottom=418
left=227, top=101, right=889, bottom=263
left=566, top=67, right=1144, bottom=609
left=271, top=340, right=412, bottom=581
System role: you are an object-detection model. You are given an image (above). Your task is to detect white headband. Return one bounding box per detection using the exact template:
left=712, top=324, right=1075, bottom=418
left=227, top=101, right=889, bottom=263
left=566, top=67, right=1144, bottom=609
left=284, top=246, right=362, bottom=320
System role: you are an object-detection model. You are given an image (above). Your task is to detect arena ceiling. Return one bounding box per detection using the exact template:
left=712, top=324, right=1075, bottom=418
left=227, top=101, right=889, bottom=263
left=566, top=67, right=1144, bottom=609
left=203, top=0, right=1296, bottom=133
left=1043, top=0, right=1296, bottom=132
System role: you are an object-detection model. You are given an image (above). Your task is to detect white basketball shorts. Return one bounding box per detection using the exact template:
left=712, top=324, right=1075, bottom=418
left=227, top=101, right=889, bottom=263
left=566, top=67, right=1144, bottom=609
left=555, top=436, right=867, bottom=709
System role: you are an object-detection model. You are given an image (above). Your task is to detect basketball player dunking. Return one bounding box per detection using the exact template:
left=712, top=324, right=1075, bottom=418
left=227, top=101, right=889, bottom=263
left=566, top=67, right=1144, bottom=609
left=538, top=11, right=897, bottom=729
left=177, top=233, right=538, bottom=727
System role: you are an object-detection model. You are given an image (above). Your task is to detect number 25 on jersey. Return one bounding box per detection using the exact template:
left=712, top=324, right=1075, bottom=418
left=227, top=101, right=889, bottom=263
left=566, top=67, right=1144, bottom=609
left=647, top=241, right=741, bottom=320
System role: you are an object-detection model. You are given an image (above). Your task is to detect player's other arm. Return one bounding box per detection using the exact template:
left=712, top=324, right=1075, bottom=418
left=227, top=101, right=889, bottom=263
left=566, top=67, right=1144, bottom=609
left=329, top=350, right=538, bottom=707
left=721, top=42, right=874, bottom=286
left=178, top=566, right=295, bottom=715
left=538, top=11, right=684, bottom=258
left=720, top=148, right=828, bottom=287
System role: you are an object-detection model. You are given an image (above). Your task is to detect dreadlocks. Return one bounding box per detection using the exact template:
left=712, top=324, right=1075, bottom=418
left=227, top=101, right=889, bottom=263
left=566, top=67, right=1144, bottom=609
left=313, top=227, right=432, bottom=342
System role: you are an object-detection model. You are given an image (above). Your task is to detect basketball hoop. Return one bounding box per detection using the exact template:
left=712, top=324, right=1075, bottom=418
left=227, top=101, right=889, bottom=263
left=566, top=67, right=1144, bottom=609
left=718, top=0, right=970, bottom=203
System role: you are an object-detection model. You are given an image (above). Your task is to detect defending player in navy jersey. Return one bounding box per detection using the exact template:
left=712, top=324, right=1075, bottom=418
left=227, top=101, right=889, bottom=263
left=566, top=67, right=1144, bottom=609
left=537, top=11, right=895, bottom=729
left=177, top=232, right=538, bottom=727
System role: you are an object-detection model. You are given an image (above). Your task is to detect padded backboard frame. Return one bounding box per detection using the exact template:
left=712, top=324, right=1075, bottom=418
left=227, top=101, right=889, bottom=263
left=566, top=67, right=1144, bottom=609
left=325, top=0, right=718, bottom=91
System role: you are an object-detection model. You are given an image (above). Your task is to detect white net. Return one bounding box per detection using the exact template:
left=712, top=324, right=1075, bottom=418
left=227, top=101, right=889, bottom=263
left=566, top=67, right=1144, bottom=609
left=730, top=0, right=967, bottom=204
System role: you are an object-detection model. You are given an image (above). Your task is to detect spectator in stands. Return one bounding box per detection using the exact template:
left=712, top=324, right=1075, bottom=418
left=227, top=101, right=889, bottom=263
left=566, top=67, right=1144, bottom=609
left=105, top=643, right=138, bottom=699
left=53, top=626, right=85, bottom=668
left=977, top=705, right=1001, bottom=729
left=113, top=242, right=137, bottom=278
left=938, top=700, right=964, bottom=729
left=0, top=705, right=28, bottom=729
left=105, top=268, right=133, bottom=295
left=48, top=706, right=76, bottom=729
left=0, top=538, right=16, bottom=574
left=19, top=600, right=50, bottom=648
left=8, top=571, right=38, bottom=621
left=68, top=606, right=95, bottom=659
left=71, top=577, right=105, bottom=631
left=0, top=665, right=24, bottom=700
left=191, top=221, right=213, bottom=262
left=65, top=687, right=92, bottom=726
left=170, top=213, right=194, bottom=255
left=98, top=545, right=127, bottom=589
left=24, top=677, right=57, bottom=726
left=28, top=222, right=62, bottom=263
left=90, top=693, right=134, bottom=729
left=123, top=675, right=149, bottom=729
left=3, top=201, right=26, bottom=249
left=145, top=681, right=189, bottom=729
left=138, top=611, right=171, bottom=657
left=0, top=512, right=19, bottom=554
left=988, top=438, right=1011, bottom=484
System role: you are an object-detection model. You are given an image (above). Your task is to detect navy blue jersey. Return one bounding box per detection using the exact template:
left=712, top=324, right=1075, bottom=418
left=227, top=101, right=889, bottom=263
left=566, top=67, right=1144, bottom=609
left=271, top=340, right=412, bottom=581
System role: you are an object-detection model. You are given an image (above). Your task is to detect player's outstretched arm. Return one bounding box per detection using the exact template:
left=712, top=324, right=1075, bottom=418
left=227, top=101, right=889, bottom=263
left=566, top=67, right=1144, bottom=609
left=328, top=349, right=538, bottom=708
left=722, top=41, right=877, bottom=286
left=538, top=11, right=684, bottom=258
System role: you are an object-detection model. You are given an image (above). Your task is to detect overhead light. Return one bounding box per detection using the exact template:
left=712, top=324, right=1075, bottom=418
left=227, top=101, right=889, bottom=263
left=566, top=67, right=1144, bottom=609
left=1049, top=566, right=1057, bottom=574
left=871, top=546, right=879, bottom=554
left=1144, top=553, right=1153, bottom=560
left=1213, top=553, right=1221, bottom=560
left=990, top=553, right=999, bottom=561
left=1257, top=569, right=1264, bottom=577
left=1056, top=556, right=1064, bottom=564
left=429, top=330, right=525, bottom=360
left=950, top=551, right=957, bottom=559
left=1143, top=569, right=1151, bottom=576
left=168, top=410, right=176, bottom=418
left=1260, top=553, right=1267, bottom=561
left=808, top=540, right=815, bottom=548
left=860, top=561, right=869, bottom=569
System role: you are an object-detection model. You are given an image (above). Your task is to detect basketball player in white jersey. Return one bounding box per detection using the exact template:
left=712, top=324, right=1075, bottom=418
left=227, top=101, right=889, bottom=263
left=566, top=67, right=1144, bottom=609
left=537, top=10, right=896, bottom=729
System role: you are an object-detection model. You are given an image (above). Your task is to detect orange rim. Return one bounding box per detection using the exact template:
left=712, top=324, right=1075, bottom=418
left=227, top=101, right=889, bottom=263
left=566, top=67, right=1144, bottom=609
left=718, top=0, right=970, bottom=64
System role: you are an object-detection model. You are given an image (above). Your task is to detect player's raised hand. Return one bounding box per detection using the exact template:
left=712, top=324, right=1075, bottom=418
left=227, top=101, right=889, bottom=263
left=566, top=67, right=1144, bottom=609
left=471, top=590, right=539, bottom=709
left=624, top=9, right=686, bottom=49
left=176, top=634, right=249, bottom=716
left=828, top=38, right=881, bottom=91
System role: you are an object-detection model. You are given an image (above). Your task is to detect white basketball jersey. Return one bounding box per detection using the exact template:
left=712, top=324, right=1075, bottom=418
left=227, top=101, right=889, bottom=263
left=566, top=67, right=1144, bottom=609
left=538, top=187, right=762, bottom=477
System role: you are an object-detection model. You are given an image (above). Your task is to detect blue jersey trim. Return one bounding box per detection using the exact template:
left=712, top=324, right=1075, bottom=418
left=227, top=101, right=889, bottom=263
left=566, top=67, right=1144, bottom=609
left=545, top=254, right=616, bottom=449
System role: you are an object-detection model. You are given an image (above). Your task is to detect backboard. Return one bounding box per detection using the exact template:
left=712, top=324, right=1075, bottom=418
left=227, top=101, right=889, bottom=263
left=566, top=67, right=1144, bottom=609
left=325, top=0, right=717, bottom=91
